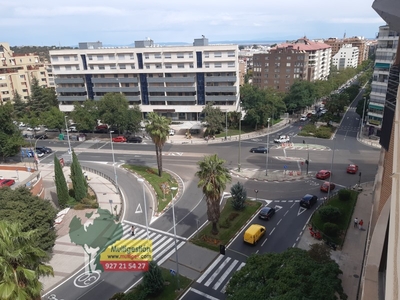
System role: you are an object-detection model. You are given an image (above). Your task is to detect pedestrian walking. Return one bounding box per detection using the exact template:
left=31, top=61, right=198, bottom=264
left=358, top=219, right=364, bottom=230
left=354, top=217, right=358, bottom=228
left=131, top=225, right=135, bottom=236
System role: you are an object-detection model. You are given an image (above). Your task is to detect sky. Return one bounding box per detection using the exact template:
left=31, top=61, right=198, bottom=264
left=1, top=0, right=385, bottom=47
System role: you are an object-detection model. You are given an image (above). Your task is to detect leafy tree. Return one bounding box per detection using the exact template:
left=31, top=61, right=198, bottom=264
left=284, top=81, right=316, bottom=113
left=41, top=106, right=65, bottom=132
left=323, top=222, right=340, bottom=237
left=142, top=261, right=164, bottom=296
left=226, top=247, right=346, bottom=300
left=0, top=220, right=54, bottom=300
left=126, top=105, right=142, bottom=134
left=71, top=100, right=99, bottom=132
left=145, top=112, right=171, bottom=177
left=196, top=154, right=232, bottom=235
left=70, top=150, right=87, bottom=202
left=0, top=102, right=25, bottom=161
left=308, top=243, right=332, bottom=264
left=201, top=102, right=224, bottom=135
left=54, top=155, right=69, bottom=208
left=41, top=87, right=59, bottom=108
left=230, top=182, right=246, bottom=210
left=356, top=97, right=368, bottom=118
left=27, top=77, right=47, bottom=118
left=12, top=91, right=26, bottom=120
left=0, top=187, right=57, bottom=252
left=97, top=93, right=129, bottom=132
left=318, top=206, right=341, bottom=223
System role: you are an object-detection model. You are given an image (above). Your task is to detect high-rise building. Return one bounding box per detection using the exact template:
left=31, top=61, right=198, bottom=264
left=49, top=37, right=240, bottom=120
left=0, top=42, right=49, bottom=104
left=366, top=25, right=399, bottom=136
left=331, top=44, right=359, bottom=70
left=252, top=37, right=331, bottom=92
left=324, top=36, right=369, bottom=65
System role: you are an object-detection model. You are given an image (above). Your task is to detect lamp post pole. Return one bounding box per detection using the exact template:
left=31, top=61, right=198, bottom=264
left=109, top=131, right=118, bottom=191
left=225, top=110, right=228, bottom=141
left=327, top=138, right=336, bottom=200
left=64, top=116, right=72, bottom=161
left=255, top=189, right=259, bottom=201
left=303, top=140, right=309, bottom=175
left=138, top=178, right=149, bottom=239
left=238, top=103, right=242, bottom=172
left=359, top=97, right=367, bottom=138
left=266, top=118, right=270, bottom=176
left=170, top=186, right=180, bottom=290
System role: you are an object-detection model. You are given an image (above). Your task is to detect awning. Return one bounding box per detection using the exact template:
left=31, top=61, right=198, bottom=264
left=369, top=104, right=384, bottom=110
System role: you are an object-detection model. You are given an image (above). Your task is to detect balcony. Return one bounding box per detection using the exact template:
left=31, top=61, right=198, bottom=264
left=92, top=87, right=121, bottom=93
left=205, top=76, right=237, bottom=83
left=147, top=77, right=195, bottom=83
left=148, top=86, right=196, bottom=93
left=55, top=78, right=85, bottom=84
left=58, top=96, right=87, bottom=101
left=149, top=96, right=196, bottom=102
left=56, top=87, right=86, bottom=93
left=205, top=95, right=237, bottom=102
left=205, top=86, right=237, bottom=93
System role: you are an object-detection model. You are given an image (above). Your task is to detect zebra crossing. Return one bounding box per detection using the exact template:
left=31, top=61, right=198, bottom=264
left=120, top=222, right=187, bottom=264
left=193, top=254, right=246, bottom=296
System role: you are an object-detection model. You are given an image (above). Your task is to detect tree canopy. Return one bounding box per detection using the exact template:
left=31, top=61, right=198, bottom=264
left=0, top=187, right=57, bottom=252
left=226, top=247, right=346, bottom=300
left=97, top=93, right=130, bottom=133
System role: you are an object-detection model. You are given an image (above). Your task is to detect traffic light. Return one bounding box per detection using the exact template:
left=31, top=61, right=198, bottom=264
left=305, top=160, right=309, bottom=165
left=219, top=245, right=226, bottom=255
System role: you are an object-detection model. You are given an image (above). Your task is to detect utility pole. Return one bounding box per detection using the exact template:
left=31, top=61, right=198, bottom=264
left=266, top=118, right=270, bottom=176
left=359, top=97, right=367, bottom=138
left=238, top=103, right=242, bottom=172
left=303, top=140, right=309, bottom=175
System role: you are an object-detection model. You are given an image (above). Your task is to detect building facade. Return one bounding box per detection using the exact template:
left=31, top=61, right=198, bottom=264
left=0, top=42, right=49, bottom=103
left=252, top=38, right=331, bottom=92
left=324, top=36, right=369, bottom=65
left=366, top=25, right=399, bottom=136
left=331, top=44, right=359, bottom=70
left=49, top=38, right=240, bottom=120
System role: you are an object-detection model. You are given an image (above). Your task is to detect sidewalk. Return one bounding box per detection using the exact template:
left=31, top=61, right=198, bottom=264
left=230, top=168, right=311, bottom=182
left=297, top=182, right=374, bottom=300
left=39, top=164, right=121, bottom=293
left=357, top=129, right=381, bottom=149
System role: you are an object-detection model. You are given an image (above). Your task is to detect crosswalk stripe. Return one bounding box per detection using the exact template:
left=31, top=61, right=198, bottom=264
left=220, top=261, right=246, bottom=293
left=197, top=255, right=224, bottom=283
left=204, top=257, right=232, bottom=287
left=212, top=259, right=238, bottom=290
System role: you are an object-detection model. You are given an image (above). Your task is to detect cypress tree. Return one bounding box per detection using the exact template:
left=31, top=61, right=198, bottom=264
left=70, top=150, right=87, bottom=202
left=143, top=261, right=164, bottom=296
left=54, top=155, right=69, bottom=208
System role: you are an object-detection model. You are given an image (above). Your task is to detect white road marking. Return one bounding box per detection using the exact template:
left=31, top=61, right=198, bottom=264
left=212, top=259, right=239, bottom=290
left=284, top=211, right=289, bottom=216
left=297, top=207, right=307, bottom=216
left=269, top=227, right=276, bottom=235
left=277, top=218, right=282, bottom=225
left=196, top=255, right=224, bottom=283
left=261, top=238, right=268, bottom=247
left=190, top=288, right=220, bottom=300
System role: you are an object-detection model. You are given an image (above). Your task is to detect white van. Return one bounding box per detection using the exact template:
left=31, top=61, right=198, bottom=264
left=169, top=129, right=175, bottom=136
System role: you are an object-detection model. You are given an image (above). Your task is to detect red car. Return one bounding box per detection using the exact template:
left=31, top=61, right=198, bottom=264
left=0, top=179, right=15, bottom=188
left=320, top=181, right=335, bottom=192
left=112, top=136, right=126, bottom=143
left=347, top=164, right=359, bottom=174
left=316, top=170, right=331, bottom=180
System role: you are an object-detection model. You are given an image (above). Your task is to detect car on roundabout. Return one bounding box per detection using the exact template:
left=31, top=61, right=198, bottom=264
left=316, top=170, right=331, bottom=180
left=320, top=182, right=335, bottom=192
left=299, top=194, right=318, bottom=209
left=347, top=164, right=359, bottom=174
left=274, top=135, right=290, bottom=143
left=112, top=136, right=126, bottom=143
left=250, top=146, right=269, bottom=153
left=258, top=206, right=276, bottom=220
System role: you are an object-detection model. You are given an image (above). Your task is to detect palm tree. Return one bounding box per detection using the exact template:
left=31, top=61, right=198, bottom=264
left=145, top=112, right=171, bottom=176
left=196, top=154, right=232, bottom=235
left=0, top=221, right=54, bottom=299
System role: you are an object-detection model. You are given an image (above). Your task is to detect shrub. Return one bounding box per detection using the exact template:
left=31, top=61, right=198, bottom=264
left=318, top=206, right=341, bottom=223
left=230, top=182, right=247, bottom=211
left=338, top=189, right=351, bottom=201
left=142, top=261, right=164, bottom=296
left=315, top=127, right=332, bottom=139
left=323, top=222, right=340, bottom=237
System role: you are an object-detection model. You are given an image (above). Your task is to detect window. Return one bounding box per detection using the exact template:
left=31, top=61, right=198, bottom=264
left=52, top=56, right=58, bottom=62
left=130, top=64, right=135, bottom=69
left=65, top=66, right=71, bottom=71
left=53, top=66, right=60, bottom=70
left=156, top=64, right=162, bottom=69
left=274, top=74, right=280, bottom=78
left=165, top=64, right=172, bottom=69
left=120, top=64, right=126, bottom=69
left=129, top=54, right=135, bottom=59
left=108, top=55, right=114, bottom=59
left=97, top=55, right=104, bottom=60
left=99, top=65, right=105, bottom=70
left=146, top=65, right=150, bottom=69
left=275, top=63, right=280, bottom=67
left=265, top=62, right=269, bottom=67
left=287, top=56, right=292, bottom=60
left=118, top=54, right=125, bottom=60
left=19, top=75, right=25, bottom=79
left=276, top=56, right=281, bottom=60
left=177, top=53, right=184, bottom=58
left=204, top=52, right=209, bottom=58
left=228, top=62, right=235, bottom=68
left=165, top=53, right=171, bottom=59
left=215, top=63, right=222, bottom=68
left=64, top=56, right=70, bottom=61
left=205, top=63, right=210, bottom=68
left=145, top=54, right=149, bottom=59
left=88, top=56, right=93, bottom=61
left=155, top=53, right=162, bottom=59
left=189, top=53, right=193, bottom=58
left=214, top=52, right=222, bottom=58
left=228, top=52, right=235, bottom=57
left=286, top=63, right=291, bottom=67
left=178, top=64, right=184, bottom=68
left=189, top=64, right=194, bottom=68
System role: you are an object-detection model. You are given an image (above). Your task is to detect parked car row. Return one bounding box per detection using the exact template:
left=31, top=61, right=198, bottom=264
left=112, top=135, right=143, bottom=143
left=0, top=179, right=15, bottom=188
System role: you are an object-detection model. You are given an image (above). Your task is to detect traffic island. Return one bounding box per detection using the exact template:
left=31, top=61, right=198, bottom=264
left=230, top=168, right=309, bottom=182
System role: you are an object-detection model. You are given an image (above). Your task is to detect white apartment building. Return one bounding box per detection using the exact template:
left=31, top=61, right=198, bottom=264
left=331, top=44, right=359, bottom=70
left=0, top=42, right=49, bottom=103
left=367, top=25, right=399, bottom=136
left=49, top=37, right=240, bottom=121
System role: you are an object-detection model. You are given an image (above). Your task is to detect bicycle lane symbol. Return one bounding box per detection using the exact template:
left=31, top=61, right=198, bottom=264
left=73, top=271, right=101, bottom=288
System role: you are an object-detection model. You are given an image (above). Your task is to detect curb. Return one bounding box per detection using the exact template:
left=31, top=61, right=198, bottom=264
left=230, top=171, right=307, bottom=183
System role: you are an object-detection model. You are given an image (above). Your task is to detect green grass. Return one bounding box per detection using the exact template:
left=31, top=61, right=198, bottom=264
left=311, top=190, right=359, bottom=245
left=191, top=198, right=262, bottom=252
left=123, top=165, right=178, bottom=213
left=214, top=121, right=281, bottom=138
left=124, top=267, right=192, bottom=300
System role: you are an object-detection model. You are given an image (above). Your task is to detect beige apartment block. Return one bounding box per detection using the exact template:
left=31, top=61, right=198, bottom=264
left=324, top=36, right=369, bottom=66
left=0, top=42, right=49, bottom=104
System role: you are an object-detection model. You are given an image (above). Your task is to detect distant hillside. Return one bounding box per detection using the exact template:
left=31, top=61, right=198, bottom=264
left=10, top=45, right=74, bottom=62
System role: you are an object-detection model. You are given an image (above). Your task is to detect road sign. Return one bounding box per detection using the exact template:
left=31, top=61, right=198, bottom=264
left=170, top=269, right=176, bottom=276
left=284, top=165, right=288, bottom=170
left=135, top=203, right=143, bottom=214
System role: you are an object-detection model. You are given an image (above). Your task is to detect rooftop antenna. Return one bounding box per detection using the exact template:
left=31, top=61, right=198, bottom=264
left=343, top=31, right=346, bottom=39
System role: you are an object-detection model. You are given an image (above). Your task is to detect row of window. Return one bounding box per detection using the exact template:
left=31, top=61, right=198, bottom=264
left=255, top=55, right=305, bottom=61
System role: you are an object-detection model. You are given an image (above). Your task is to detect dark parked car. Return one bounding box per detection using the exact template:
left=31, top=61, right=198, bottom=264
left=258, top=206, right=276, bottom=220
left=300, top=194, right=318, bottom=209
left=250, top=146, right=269, bottom=153
left=36, top=146, right=53, bottom=154
left=127, top=136, right=143, bottom=143
left=34, top=134, right=48, bottom=139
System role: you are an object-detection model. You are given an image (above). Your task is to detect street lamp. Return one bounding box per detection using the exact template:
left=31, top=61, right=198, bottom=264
left=170, top=186, right=180, bottom=290
left=109, top=131, right=118, bottom=191
left=64, top=116, right=72, bottom=161
left=254, top=189, right=259, bottom=201
left=303, top=140, right=310, bottom=175
left=266, top=118, right=270, bottom=176
left=224, top=109, right=228, bottom=141
left=359, top=97, right=367, bottom=138
left=238, top=102, right=242, bottom=172
left=137, top=178, right=149, bottom=239
left=327, top=138, right=336, bottom=200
